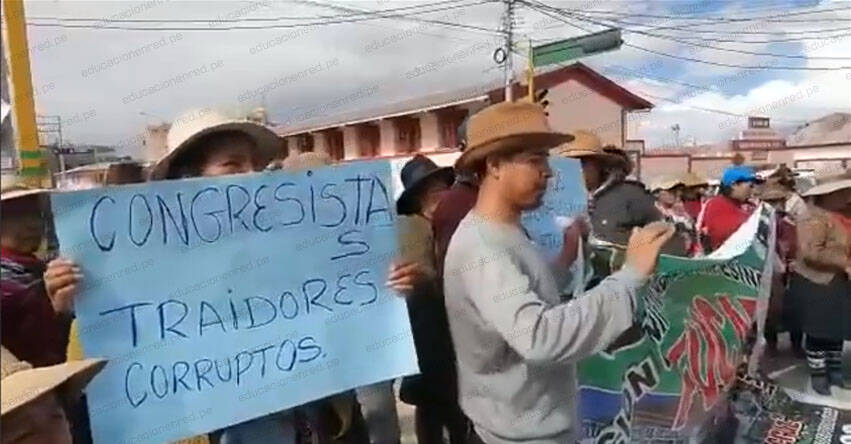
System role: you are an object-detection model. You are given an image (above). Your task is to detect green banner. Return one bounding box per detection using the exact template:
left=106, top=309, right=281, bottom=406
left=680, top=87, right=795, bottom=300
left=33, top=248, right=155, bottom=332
left=578, top=204, right=776, bottom=443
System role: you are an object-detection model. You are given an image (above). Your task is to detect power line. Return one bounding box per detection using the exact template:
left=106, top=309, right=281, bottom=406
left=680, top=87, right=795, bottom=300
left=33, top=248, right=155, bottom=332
left=523, top=1, right=851, bottom=70
left=25, top=0, right=502, bottom=33
left=638, top=91, right=808, bottom=123
left=572, top=6, right=851, bottom=24
left=560, top=11, right=851, bottom=60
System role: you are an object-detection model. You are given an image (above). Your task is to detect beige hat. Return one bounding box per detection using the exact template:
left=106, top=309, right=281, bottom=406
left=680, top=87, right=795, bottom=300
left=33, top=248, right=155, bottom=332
left=551, top=129, right=622, bottom=163
left=456, top=101, right=573, bottom=171
left=678, top=171, right=708, bottom=188
left=1, top=182, right=47, bottom=202
left=759, top=180, right=791, bottom=201
left=1, top=347, right=105, bottom=417
left=802, top=168, right=851, bottom=197
left=648, top=176, right=684, bottom=192
left=270, top=151, right=333, bottom=172
left=149, top=108, right=281, bottom=180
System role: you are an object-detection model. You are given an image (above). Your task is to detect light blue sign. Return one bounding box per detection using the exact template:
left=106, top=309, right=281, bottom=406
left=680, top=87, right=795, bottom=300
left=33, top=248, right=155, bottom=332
left=51, top=160, right=419, bottom=444
left=522, top=157, right=588, bottom=258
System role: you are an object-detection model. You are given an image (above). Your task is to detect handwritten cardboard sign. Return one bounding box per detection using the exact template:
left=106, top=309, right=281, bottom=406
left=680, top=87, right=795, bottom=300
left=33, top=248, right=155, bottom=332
left=51, top=160, right=418, bottom=444
left=522, top=157, right=588, bottom=256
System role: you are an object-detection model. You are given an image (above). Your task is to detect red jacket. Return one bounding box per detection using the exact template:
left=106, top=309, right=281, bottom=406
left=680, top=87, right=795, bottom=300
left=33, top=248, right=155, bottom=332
left=0, top=247, right=70, bottom=366
left=701, top=196, right=754, bottom=251
left=432, top=179, right=478, bottom=276
left=683, top=199, right=703, bottom=221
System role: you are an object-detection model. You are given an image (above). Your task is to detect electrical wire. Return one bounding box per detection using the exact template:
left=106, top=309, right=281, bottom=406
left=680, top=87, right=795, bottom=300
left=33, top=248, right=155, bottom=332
left=523, top=0, right=851, bottom=70
left=572, top=6, right=851, bottom=24
left=559, top=11, right=851, bottom=60
left=25, top=0, right=502, bottom=33
left=639, top=91, right=808, bottom=122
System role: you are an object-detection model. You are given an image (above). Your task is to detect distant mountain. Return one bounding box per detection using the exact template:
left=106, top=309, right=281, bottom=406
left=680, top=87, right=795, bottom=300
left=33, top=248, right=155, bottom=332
left=787, top=112, right=851, bottom=145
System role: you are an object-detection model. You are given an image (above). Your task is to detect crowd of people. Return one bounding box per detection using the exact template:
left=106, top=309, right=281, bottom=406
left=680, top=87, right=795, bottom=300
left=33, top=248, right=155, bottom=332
left=2, top=101, right=850, bottom=444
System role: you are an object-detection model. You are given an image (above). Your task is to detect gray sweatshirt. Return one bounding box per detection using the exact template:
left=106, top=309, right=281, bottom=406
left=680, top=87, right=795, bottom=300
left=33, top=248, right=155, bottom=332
left=443, top=212, right=645, bottom=444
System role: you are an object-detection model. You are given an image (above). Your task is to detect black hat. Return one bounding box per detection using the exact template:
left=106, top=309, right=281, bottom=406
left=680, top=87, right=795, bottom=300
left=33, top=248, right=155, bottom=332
left=396, top=155, right=455, bottom=216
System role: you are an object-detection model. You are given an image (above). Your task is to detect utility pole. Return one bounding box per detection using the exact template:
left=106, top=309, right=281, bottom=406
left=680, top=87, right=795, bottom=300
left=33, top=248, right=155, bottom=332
left=2, top=0, right=45, bottom=186
left=36, top=115, right=64, bottom=173
left=502, top=0, right=515, bottom=102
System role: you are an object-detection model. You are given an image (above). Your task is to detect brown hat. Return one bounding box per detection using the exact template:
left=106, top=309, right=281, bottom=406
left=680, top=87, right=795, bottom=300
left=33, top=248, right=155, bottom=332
left=678, top=171, right=708, bottom=188
left=648, top=176, right=684, bottom=192
left=1, top=347, right=105, bottom=417
left=551, top=130, right=621, bottom=164
left=802, top=168, right=851, bottom=197
left=759, top=180, right=791, bottom=201
left=456, top=101, right=573, bottom=171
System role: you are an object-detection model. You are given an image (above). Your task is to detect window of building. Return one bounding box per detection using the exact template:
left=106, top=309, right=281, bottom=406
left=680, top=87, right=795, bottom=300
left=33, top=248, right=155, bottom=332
left=394, top=117, right=421, bottom=154
left=325, top=129, right=344, bottom=161
left=297, top=134, right=314, bottom=152
left=438, top=108, right=468, bottom=148
left=358, top=124, right=380, bottom=158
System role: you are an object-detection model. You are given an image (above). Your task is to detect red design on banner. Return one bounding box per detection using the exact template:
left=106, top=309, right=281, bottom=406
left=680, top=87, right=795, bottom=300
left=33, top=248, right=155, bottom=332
left=664, top=295, right=756, bottom=429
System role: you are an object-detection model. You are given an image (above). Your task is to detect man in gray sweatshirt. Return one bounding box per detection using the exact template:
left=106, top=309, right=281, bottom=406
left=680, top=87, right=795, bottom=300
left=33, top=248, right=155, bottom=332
left=443, top=101, right=674, bottom=444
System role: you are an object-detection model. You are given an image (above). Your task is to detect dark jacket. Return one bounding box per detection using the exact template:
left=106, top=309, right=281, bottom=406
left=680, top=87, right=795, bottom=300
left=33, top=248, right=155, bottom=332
left=432, top=177, right=478, bottom=276
left=591, top=180, right=686, bottom=256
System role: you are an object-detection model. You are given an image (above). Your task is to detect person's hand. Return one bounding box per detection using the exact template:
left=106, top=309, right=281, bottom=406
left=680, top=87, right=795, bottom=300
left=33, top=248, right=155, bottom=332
left=559, top=218, right=589, bottom=267
left=44, top=258, right=81, bottom=314
left=386, top=260, right=421, bottom=295
left=624, top=222, right=676, bottom=278
left=846, top=265, right=851, bottom=279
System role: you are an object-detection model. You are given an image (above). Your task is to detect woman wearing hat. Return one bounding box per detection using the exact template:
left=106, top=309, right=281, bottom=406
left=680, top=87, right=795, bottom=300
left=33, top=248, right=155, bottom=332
left=553, top=131, right=684, bottom=256
left=395, top=155, right=469, bottom=444
left=649, top=176, right=698, bottom=256
left=678, top=172, right=709, bottom=221
left=789, top=169, right=851, bottom=395
left=1, top=346, right=105, bottom=444
left=1, top=185, right=71, bottom=369
left=700, top=165, right=760, bottom=252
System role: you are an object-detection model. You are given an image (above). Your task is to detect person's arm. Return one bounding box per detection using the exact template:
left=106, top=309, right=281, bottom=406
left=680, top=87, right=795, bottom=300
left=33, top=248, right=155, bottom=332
left=456, top=245, right=645, bottom=365
left=797, top=214, right=848, bottom=272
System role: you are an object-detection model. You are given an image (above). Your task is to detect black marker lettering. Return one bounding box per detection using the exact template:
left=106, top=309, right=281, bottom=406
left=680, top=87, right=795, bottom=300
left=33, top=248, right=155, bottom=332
left=90, top=195, right=116, bottom=251
left=191, top=187, right=225, bottom=243
left=194, top=359, right=215, bottom=391
left=172, top=361, right=193, bottom=393
left=150, top=365, right=169, bottom=399
left=225, top=184, right=252, bottom=232
left=99, top=302, right=153, bottom=347
left=275, top=339, right=297, bottom=371
left=157, top=299, right=189, bottom=341
left=319, top=183, right=346, bottom=227
left=303, top=278, right=332, bottom=312
left=235, top=351, right=253, bottom=385
left=354, top=270, right=378, bottom=306
left=334, top=274, right=353, bottom=305
left=199, top=301, right=227, bottom=336
left=297, top=336, right=322, bottom=362
left=273, top=182, right=305, bottom=226
left=366, top=175, right=393, bottom=225
left=331, top=229, right=369, bottom=261
left=156, top=193, right=190, bottom=246
left=309, top=183, right=317, bottom=223
left=252, top=185, right=273, bottom=232
left=278, top=291, right=299, bottom=319
left=252, top=344, right=276, bottom=377
left=125, top=362, right=147, bottom=408
left=344, top=175, right=369, bottom=224
left=244, top=296, right=277, bottom=329
left=214, top=358, right=232, bottom=383
left=129, top=194, right=153, bottom=247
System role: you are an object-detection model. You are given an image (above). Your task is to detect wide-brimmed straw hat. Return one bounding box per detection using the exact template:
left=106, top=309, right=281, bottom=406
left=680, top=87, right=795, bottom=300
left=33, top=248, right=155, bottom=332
left=396, top=155, right=454, bottom=215
left=0, top=183, right=47, bottom=202
left=759, top=180, right=791, bottom=201
left=802, top=168, right=851, bottom=197
left=551, top=129, right=622, bottom=164
left=1, top=347, right=105, bottom=417
left=456, top=101, right=573, bottom=171
left=270, top=151, right=333, bottom=172
left=648, top=176, right=684, bottom=193
left=678, top=171, right=708, bottom=188
left=149, top=108, right=281, bottom=180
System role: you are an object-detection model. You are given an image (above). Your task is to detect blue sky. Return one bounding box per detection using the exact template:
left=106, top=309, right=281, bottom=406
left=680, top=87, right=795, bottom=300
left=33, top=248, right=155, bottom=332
left=20, top=0, right=851, bottom=153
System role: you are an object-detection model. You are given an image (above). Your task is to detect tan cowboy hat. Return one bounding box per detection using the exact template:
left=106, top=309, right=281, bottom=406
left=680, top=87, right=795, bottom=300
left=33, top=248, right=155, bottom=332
left=802, top=168, right=851, bottom=197
left=758, top=180, right=791, bottom=201
left=550, top=129, right=614, bottom=160
left=0, top=182, right=47, bottom=202
left=149, top=108, right=281, bottom=180
left=648, top=176, right=684, bottom=193
left=272, top=151, right=333, bottom=172
left=678, top=171, right=708, bottom=188
left=1, top=347, right=105, bottom=417
left=456, top=101, right=573, bottom=171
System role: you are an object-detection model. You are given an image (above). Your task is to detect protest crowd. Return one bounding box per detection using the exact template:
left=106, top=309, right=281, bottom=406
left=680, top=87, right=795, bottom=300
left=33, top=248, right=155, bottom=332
left=2, top=96, right=850, bottom=444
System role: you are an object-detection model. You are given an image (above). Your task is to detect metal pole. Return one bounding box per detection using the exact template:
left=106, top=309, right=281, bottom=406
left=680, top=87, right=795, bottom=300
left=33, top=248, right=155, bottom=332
left=503, top=0, right=515, bottom=102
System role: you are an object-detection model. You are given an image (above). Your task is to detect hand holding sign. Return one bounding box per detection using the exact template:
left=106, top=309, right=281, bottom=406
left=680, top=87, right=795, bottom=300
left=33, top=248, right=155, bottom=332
left=625, top=222, right=675, bottom=278
left=44, top=257, right=81, bottom=314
